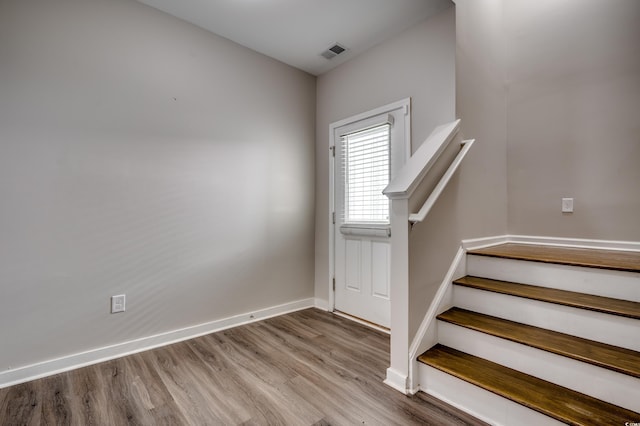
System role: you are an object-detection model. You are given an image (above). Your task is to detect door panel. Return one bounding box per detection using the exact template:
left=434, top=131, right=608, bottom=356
left=335, top=234, right=390, bottom=327
left=345, top=239, right=361, bottom=291
left=371, top=242, right=390, bottom=299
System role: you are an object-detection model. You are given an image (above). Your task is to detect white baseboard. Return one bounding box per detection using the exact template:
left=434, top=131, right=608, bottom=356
left=314, top=297, right=330, bottom=311
left=462, top=234, right=640, bottom=252
left=0, top=297, right=315, bottom=389
left=461, top=235, right=509, bottom=250
left=508, top=235, right=640, bottom=252
left=384, top=367, right=409, bottom=394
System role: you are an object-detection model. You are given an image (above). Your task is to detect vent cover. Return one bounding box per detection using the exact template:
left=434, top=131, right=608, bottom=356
left=321, top=43, right=347, bottom=60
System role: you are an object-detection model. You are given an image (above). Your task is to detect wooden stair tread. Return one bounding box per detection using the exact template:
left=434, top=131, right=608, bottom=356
left=454, top=276, right=640, bottom=320
left=437, top=307, right=640, bottom=378
left=468, top=243, right=640, bottom=273
left=418, top=344, right=640, bottom=426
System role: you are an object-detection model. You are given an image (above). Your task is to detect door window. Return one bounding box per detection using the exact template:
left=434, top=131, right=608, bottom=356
left=342, top=124, right=391, bottom=224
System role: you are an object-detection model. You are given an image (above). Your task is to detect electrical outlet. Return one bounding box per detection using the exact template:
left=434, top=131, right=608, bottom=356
left=111, top=294, right=126, bottom=313
left=562, top=198, right=574, bottom=213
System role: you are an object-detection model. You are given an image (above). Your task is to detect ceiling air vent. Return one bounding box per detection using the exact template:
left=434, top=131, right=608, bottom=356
left=321, top=43, right=347, bottom=60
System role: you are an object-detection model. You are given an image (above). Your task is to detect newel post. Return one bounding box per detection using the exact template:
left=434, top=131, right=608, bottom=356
left=384, top=196, right=411, bottom=393
left=382, top=119, right=461, bottom=393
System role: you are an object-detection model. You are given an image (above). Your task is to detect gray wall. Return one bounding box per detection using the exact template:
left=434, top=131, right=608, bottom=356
left=315, top=6, right=458, bottom=305
left=0, top=0, right=316, bottom=372
left=408, top=0, right=510, bottom=337
left=505, top=0, right=640, bottom=241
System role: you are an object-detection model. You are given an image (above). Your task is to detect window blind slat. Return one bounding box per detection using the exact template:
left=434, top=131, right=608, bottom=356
left=342, top=124, right=390, bottom=224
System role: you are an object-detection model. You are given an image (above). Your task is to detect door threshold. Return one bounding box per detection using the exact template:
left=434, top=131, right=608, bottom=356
left=333, top=310, right=391, bottom=334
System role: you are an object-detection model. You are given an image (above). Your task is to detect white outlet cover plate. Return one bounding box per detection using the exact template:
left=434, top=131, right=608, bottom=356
left=111, top=294, right=126, bottom=313
left=562, top=198, right=574, bottom=213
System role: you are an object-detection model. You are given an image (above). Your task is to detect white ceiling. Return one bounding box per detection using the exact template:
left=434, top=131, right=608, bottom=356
left=137, top=0, right=453, bottom=76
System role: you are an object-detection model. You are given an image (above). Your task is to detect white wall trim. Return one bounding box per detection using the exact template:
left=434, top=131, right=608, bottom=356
left=462, top=234, right=640, bottom=252
left=407, top=247, right=466, bottom=392
left=0, top=298, right=315, bottom=389
left=507, top=235, right=640, bottom=252
left=384, top=367, right=409, bottom=394
left=328, top=98, right=412, bottom=137
left=461, top=234, right=510, bottom=250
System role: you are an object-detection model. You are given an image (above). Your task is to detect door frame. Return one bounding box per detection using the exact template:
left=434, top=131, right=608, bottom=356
left=328, top=98, right=411, bottom=317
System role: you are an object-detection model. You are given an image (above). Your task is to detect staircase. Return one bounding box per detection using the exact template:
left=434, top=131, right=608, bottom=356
left=417, top=243, right=640, bottom=425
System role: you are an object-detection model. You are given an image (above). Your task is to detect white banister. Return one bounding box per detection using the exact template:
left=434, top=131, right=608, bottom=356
left=384, top=119, right=460, bottom=200
left=408, top=139, right=475, bottom=224
left=382, top=118, right=474, bottom=394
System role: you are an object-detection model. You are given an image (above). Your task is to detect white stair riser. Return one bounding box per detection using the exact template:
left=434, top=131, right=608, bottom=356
left=438, top=321, right=640, bottom=411
left=453, top=286, right=640, bottom=351
left=418, top=364, right=563, bottom=426
left=467, top=255, right=640, bottom=302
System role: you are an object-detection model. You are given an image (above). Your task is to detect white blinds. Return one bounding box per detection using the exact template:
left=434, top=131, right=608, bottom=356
left=342, top=124, right=391, bottom=224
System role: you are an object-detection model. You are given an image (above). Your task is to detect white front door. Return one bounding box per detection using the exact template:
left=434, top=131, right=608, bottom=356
left=331, top=100, right=410, bottom=328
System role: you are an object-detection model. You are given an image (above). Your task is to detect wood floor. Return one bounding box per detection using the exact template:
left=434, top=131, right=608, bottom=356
left=0, top=308, right=486, bottom=426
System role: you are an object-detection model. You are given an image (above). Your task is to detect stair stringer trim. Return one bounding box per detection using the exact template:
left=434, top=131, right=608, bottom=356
left=407, top=246, right=465, bottom=393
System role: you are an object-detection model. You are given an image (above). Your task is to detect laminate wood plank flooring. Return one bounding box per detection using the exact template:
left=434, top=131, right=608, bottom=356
left=418, top=344, right=640, bottom=426
left=468, top=243, right=640, bottom=272
left=454, top=276, right=640, bottom=319
left=438, top=307, right=640, bottom=378
left=0, top=308, right=487, bottom=426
